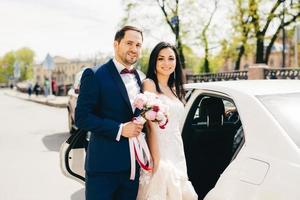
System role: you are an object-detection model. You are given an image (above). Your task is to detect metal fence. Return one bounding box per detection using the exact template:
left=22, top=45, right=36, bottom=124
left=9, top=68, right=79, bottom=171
left=186, top=68, right=300, bottom=83
left=186, top=70, right=248, bottom=83
left=264, top=68, right=300, bottom=79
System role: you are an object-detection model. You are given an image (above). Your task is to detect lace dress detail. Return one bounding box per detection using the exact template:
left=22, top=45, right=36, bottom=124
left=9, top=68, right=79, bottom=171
left=137, top=95, right=198, bottom=200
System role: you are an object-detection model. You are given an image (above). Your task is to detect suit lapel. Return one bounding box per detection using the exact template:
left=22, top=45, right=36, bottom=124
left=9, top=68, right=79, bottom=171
left=107, top=60, right=133, bottom=114
left=134, top=70, right=142, bottom=91
left=133, top=70, right=142, bottom=117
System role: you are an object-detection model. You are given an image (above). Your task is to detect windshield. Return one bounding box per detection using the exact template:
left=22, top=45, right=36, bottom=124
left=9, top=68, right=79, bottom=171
left=258, top=93, right=300, bottom=148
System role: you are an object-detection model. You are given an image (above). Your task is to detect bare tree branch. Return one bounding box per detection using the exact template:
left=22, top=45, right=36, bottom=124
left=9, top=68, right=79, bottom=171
left=265, top=10, right=300, bottom=62
left=262, top=0, right=281, bottom=34
left=200, top=0, right=219, bottom=72
left=156, top=0, right=176, bottom=33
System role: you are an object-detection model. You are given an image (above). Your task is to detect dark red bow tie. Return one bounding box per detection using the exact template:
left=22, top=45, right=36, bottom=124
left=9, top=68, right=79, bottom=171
left=120, top=68, right=136, bottom=74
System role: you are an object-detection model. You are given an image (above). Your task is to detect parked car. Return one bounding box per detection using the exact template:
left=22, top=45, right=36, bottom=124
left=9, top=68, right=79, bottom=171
left=67, top=67, right=87, bottom=134
left=60, top=80, right=300, bottom=200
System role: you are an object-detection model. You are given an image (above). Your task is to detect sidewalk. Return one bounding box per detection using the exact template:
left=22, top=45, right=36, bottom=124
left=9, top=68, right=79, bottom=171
left=3, top=88, right=68, bottom=108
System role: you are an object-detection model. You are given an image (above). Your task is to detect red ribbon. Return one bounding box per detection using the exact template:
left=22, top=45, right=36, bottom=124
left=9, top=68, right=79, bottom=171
left=134, top=145, right=153, bottom=171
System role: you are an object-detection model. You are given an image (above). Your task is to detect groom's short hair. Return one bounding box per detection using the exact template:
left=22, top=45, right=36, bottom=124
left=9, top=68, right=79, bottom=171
left=114, top=26, right=143, bottom=42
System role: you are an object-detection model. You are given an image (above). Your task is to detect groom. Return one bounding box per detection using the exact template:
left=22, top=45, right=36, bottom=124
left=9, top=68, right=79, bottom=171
left=75, top=26, right=145, bottom=200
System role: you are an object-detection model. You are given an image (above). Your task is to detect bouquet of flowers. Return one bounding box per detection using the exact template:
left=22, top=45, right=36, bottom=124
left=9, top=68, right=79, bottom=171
left=133, top=91, right=169, bottom=129
left=128, top=92, right=169, bottom=180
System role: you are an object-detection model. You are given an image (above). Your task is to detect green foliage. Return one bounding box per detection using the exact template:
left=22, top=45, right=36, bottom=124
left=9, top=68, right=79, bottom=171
left=137, top=48, right=151, bottom=74
left=209, top=56, right=224, bottom=73
left=2, top=51, right=16, bottom=69
left=182, top=45, right=201, bottom=73
left=121, top=0, right=187, bottom=68
left=0, top=47, right=35, bottom=82
left=16, top=47, right=35, bottom=80
left=0, top=63, right=6, bottom=83
left=232, top=0, right=300, bottom=64
left=0, top=51, right=15, bottom=83
left=211, top=40, right=235, bottom=72
left=15, top=47, right=34, bottom=64
left=0, top=64, right=13, bottom=83
left=196, top=57, right=222, bottom=73
left=219, top=40, right=237, bottom=59
left=120, top=0, right=300, bottom=72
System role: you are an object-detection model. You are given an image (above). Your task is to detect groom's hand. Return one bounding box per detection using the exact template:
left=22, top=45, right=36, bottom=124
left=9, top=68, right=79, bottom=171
left=121, top=122, right=143, bottom=138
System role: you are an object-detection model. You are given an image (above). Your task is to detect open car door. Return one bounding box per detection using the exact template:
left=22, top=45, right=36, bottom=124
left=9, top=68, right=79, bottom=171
left=59, top=129, right=88, bottom=185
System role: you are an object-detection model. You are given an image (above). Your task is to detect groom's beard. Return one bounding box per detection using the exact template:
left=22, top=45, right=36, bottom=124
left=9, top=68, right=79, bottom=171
left=124, top=52, right=138, bottom=66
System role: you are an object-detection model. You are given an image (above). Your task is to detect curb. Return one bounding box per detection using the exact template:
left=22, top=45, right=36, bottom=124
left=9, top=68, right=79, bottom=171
left=4, top=90, right=68, bottom=108
left=25, top=98, right=68, bottom=108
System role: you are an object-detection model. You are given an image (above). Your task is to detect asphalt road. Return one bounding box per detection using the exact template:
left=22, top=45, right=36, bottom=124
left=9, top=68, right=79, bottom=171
left=0, top=90, right=84, bottom=200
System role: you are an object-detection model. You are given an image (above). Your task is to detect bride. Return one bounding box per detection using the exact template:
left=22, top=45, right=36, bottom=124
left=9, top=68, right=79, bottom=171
left=137, top=42, right=198, bottom=200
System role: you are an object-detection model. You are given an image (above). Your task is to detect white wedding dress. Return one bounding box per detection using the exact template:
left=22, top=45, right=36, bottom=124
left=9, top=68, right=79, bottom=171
left=137, top=95, right=198, bottom=200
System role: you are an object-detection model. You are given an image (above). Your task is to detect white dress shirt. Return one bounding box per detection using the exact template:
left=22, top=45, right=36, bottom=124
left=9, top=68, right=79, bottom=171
left=113, top=58, right=145, bottom=141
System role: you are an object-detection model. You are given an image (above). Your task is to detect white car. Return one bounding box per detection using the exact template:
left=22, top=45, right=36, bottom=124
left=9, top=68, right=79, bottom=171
left=67, top=67, right=87, bottom=134
left=60, top=80, right=300, bottom=200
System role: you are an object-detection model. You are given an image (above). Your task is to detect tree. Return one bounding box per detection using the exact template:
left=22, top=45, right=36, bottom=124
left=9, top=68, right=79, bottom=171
left=121, top=0, right=187, bottom=68
left=182, top=44, right=201, bottom=73
left=235, top=0, right=300, bottom=64
left=0, top=48, right=35, bottom=82
left=137, top=48, right=151, bottom=74
left=264, top=0, right=300, bottom=64
left=180, top=0, right=227, bottom=72
left=198, top=0, right=219, bottom=72
left=213, top=39, right=238, bottom=71
left=119, top=1, right=139, bottom=26
left=155, top=0, right=186, bottom=68
left=1, top=51, right=15, bottom=82
left=231, top=0, right=253, bottom=70
left=15, top=47, right=35, bottom=80
left=0, top=58, right=5, bottom=83
left=121, top=0, right=239, bottom=72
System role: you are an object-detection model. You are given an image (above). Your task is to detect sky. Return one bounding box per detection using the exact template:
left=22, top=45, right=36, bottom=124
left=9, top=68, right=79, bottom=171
left=0, top=0, right=124, bottom=62
left=0, top=0, right=237, bottom=63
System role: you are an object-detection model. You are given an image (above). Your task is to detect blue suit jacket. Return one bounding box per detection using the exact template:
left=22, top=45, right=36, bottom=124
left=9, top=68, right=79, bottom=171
left=75, top=59, right=142, bottom=173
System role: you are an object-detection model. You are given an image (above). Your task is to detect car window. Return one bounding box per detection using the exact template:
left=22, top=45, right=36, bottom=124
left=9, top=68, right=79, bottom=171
left=182, top=94, right=244, bottom=198
left=190, top=97, right=240, bottom=127
left=257, top=92, right=300, bottom=148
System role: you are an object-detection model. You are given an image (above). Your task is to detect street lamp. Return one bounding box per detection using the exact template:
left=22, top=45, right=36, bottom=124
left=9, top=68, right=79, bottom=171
left=280, top=0, right=286, bottom=68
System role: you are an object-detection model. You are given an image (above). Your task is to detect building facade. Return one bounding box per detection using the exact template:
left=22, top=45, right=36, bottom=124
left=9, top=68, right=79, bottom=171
left=33, top=56, right=108, bottom=95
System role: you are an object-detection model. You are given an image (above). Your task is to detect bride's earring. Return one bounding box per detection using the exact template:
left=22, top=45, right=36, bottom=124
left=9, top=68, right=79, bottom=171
left=173, top=72, right=176, bottom=80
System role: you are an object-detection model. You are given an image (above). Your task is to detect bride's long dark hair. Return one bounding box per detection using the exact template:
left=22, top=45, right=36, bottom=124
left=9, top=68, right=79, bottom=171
left=146, top=42, right=185, bottom=101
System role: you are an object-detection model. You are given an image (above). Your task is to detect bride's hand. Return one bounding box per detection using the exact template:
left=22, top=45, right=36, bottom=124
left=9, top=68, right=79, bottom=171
left=151, top=160, right=159, bottom=174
